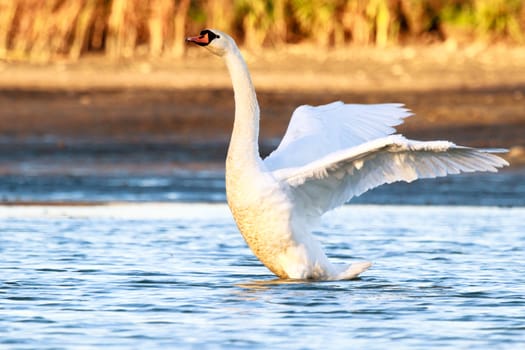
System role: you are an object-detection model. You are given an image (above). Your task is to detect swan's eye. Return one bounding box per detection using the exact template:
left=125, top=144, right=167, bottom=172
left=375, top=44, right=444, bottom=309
left=199, top=30, right=218, bottom=41
left=216, top=35, right=221, bottom=38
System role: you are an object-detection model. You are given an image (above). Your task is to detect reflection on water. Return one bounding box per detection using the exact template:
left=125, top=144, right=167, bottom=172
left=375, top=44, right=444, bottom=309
left=1, top=204, right=524, bottom=349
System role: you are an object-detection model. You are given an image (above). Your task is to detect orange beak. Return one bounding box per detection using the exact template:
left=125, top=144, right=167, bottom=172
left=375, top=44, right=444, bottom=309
left=186, top=33, right=210, bottom=46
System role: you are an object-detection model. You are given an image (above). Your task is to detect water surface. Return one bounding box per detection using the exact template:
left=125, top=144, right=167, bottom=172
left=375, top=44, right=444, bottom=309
left=1, top=204, right=524, bottom=349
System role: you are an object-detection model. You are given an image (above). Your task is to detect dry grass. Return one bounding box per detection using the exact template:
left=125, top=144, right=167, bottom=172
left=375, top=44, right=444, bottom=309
left=0, top=0, right=524, bottom=62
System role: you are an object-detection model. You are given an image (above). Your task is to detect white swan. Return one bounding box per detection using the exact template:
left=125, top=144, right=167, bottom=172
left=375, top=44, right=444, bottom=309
left=186, top=29, right=509, bottom=281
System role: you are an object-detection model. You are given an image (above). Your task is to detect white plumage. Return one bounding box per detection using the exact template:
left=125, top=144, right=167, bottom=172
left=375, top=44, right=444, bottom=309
left=187, top=29, right=509, bottom=281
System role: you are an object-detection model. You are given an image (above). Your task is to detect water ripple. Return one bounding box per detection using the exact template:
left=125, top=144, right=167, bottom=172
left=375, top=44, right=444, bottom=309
left=1, top=204, right=524, bottom=349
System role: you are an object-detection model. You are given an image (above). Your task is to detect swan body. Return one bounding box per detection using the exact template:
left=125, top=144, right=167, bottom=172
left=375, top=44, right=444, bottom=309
left=187, top=29, right=509, bottom=280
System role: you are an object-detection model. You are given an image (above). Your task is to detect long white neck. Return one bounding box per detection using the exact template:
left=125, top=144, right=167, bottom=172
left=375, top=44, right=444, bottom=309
left=223, top=46, right=261, bottom=169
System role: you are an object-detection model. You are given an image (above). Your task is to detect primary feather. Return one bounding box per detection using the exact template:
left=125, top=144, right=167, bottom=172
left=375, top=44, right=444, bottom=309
left=271, top=134, right=507, bottom=217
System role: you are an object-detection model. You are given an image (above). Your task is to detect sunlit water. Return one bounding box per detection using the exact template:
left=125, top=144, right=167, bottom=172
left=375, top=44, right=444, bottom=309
left=1, top=203, right=524, bottom=349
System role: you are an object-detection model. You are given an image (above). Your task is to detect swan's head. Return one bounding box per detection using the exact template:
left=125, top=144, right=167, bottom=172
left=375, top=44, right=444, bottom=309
left=186, top=29, right=233, bottom=57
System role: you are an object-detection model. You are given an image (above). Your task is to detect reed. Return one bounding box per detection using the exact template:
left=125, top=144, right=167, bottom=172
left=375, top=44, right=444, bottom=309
left=0, top=0, right=523, bottom=62
left=441, top=0, right=525, bottom=43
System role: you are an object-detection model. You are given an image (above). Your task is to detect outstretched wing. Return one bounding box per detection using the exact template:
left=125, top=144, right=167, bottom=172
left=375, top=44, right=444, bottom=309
left=264, top=101, right=412, bottom=171
left=272, top=135, right=508, bottom=216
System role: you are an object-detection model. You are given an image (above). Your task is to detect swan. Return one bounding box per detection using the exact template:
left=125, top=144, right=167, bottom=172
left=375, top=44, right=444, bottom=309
left=186, top=29, right=509, bottom=281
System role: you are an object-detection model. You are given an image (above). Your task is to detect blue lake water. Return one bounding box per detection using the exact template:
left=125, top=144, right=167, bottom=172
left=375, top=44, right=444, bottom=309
left=1, top=203, right=524, bottom=349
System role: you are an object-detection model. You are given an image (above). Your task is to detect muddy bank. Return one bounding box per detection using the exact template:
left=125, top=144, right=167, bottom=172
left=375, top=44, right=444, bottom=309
left=1, top=86, right=524, bottom=164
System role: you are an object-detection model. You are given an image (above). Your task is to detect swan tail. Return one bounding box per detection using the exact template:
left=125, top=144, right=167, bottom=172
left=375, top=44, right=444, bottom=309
left=334, top=261, right=372, bottom=280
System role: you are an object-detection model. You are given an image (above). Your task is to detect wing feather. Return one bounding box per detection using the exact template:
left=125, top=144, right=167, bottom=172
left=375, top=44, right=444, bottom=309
left=273, top=135, right=508, bottom=216
left=264, top=102, right=412, bottom=171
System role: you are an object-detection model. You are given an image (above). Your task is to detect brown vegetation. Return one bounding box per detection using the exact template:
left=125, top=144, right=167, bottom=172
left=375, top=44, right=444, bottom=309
left=0, top=0, right=524, bottom=62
